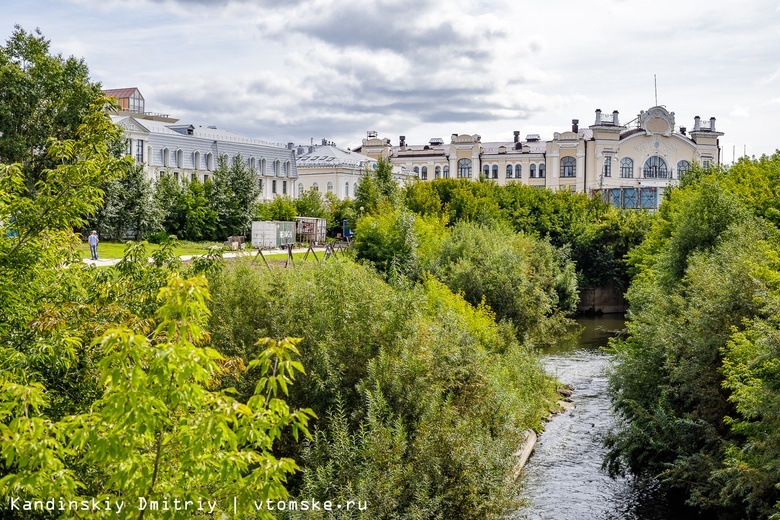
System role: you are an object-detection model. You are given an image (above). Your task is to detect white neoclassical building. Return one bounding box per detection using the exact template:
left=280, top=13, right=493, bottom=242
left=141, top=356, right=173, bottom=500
left=104, top=88, right=298, bottom=200
left=293, top=140, right=415, bottom=200
left=354, top=105, right=723, bottom=209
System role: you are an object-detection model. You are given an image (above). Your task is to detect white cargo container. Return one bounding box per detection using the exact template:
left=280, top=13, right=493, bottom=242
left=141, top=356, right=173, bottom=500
left=251, top=221, right=296, bottom=249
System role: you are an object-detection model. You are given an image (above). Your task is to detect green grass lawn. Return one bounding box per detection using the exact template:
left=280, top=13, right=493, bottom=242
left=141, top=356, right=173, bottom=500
left=77, top=241, right=336, bottom=263
left=77, top=240, right=227, bottom=260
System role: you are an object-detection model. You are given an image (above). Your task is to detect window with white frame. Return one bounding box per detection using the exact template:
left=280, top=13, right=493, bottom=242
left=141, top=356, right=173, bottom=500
left=421, top=166, right=428, bottom=180
left=458, top=159, right=471, bottom=178
left=560, top=156, right=576, bottom=178
left=603, top=156, right=611, bottom=177
left=643, top=156, right=668, bottom=178
left=620, top=157, right=633, bottom=178
left=539, top=163, right=545, bottom=178
left=530, top=164, right=537, bottom=178
left=677, top=160, right=691, bottom=178
left=515, top=164, right=522, bottom=178
left=492, top=165, right=498, bottom=179
left=506, top=165, right=513, bottom=178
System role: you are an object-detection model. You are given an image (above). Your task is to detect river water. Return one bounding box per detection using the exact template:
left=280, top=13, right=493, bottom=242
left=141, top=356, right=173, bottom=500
left=513, top=316, right=700, bottom=520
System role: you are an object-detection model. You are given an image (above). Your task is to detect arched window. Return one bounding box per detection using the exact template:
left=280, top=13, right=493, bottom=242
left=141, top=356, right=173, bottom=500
left=206, top=152, right=214, bottom=171
left=345, top=182, right=349, bottom=198
left=603, top=156, right=611, bottom=177
left=492, top=165, right=498, bottom=179
left=274, top=160, right=280, bottom=177
left=194, top=151, right=201, bottom=170
left=539, top=163, right=546, bottom=178
left=620, top=158, right=633, bottom=178
left=458, top=159, right=471, bottom=178
left=413, top=166, right=420, bottom=175
left=643, top=156, right=668, bottom=178
left=677, top=160, right=691, bottom=178
left=421, top=166, right=428, bottom=180
left=298, top=183, right=304, bottom=197
left=530, top=164, right=537, bottom=178
left=506, top=165, right=513, bottom=178
left=176, top=149, right=183, bottom=168
left=250, top=157, right=256, bottom=171
left=327, top=181, right=334, bottom=193
left=285, top=161, right=291, bottom=177
left=260, top=158, right=266, bottom=175
left=312, top=182, right=319, bottom=191
left=515, top=164, right=522, bottom=178
left=482, top=164, right=490, bottom=178
left=443, top=165, right=450, bottom=178
left=163, top=148, right=170, bottom=167
left=561, top=156, right=576, bottom=178
left=435, top=166, right=441, bottom=178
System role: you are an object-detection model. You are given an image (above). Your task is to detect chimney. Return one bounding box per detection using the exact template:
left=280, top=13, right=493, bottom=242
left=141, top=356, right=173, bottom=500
left=399, top=135, right=406, bottom=147
left=612, top=110, right=619, bottom=126
left=595, top=109, right=602, bottom=125
left=680, top=126, right=687, bottom=135
left=513, top=130, right=520, bottom=143
left=709, top=117, right=716, bottom=132
left=321, top=138, right=328, bottom=146
left=694, top=116, right=701, bottom=131
left=572, top=119, right=579, bottom=133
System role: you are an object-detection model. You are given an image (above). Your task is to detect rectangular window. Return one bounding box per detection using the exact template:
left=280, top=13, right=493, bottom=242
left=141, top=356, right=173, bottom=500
left=272, top=180, right=277, bottom=194
left=282, top=180, right=287, bottom=195
left=603, top=157, right=611, bottom=177
left=135, top=140, right=144, bottom=162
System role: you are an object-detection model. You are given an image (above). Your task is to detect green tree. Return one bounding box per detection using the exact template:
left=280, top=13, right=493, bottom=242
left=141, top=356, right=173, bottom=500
left=295, top=187, right=328, bottom=220
left=255, top=195, right=297, bottom=222
left=0, top=25, right=105, bottom=189
left=210, top=154, right=262, bottom=239
left=91, top=162, right=162, bottom=240
left=355, top=156, right=399, bottom=214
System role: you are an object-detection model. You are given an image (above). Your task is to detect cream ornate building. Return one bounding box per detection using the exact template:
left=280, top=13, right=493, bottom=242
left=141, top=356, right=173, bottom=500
left=354, top=106, right=723, bottom=209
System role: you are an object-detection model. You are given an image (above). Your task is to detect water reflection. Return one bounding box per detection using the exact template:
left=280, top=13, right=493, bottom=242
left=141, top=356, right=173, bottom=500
left=513, top=315, right=702, bottom=520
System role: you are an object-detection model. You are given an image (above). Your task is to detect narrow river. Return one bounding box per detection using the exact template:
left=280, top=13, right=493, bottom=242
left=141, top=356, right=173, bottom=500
left=513, top=316, right=700, bottom=520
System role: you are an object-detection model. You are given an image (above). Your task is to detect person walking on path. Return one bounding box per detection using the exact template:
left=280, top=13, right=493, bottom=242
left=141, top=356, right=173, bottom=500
left=88, top=230, right=99, bottom=260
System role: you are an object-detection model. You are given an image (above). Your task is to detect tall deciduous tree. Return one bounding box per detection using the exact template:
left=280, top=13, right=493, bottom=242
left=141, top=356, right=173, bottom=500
left=0, top=25, right=105, bottom=189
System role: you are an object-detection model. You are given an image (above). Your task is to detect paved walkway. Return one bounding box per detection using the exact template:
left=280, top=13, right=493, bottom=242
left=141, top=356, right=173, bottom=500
left=82, top=246, right=332, bottom=267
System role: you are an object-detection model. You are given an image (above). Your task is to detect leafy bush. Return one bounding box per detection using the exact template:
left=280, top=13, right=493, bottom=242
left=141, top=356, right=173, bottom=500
left=207, top=259, right=560, bottom=519
left=606, top=154, right=780, bottom=519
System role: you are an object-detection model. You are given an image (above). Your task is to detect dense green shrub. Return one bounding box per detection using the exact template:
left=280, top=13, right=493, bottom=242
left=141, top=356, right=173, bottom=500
left=430, top=221, right=578, bottom=342
left=207, top=259, right=560, bottom=519
left=606, top=153, right=780, bottom=519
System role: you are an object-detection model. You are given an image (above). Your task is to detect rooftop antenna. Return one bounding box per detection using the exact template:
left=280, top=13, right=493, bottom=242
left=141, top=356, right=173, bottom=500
left=654, top=74, right=658, bottom=106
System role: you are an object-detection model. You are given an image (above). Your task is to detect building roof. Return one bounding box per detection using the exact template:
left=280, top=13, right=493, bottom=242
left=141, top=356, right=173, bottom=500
left=297, top=145, right=375, bottom=169
left=103, top=87, right=141, bottom=99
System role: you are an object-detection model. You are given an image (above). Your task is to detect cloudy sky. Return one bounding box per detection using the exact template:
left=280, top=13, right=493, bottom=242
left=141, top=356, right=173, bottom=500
left=4, top=0, right=780, bottom=159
